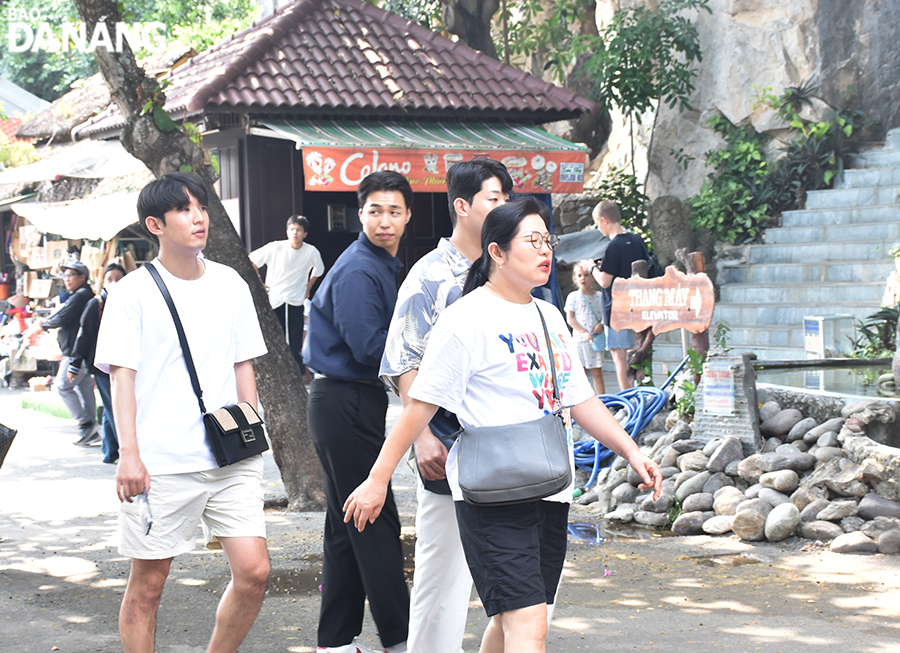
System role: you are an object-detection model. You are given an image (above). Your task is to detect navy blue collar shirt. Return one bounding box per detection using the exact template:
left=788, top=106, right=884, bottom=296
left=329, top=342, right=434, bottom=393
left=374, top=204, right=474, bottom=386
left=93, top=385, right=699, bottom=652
left=303, top=232, right=404, bottom=382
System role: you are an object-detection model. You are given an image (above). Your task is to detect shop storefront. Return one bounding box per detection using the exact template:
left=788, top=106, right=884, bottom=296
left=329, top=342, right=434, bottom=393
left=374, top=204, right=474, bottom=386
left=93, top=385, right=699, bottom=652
left=241, top=117, right=587, bottom=303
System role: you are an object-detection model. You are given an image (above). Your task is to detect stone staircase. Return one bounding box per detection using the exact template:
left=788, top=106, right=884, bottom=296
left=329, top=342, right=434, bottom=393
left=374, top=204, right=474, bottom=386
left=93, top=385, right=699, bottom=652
left=654, top=127, right=900, bottom=372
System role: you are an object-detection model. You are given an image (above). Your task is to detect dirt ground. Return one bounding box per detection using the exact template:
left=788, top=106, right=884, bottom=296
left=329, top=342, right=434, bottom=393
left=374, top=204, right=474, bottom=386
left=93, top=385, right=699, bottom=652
left=2, top=387, right=900, bottom=653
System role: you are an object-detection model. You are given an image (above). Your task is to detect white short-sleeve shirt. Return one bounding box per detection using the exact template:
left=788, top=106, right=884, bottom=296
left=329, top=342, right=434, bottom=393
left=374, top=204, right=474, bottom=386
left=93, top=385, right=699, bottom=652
left=95, top=258, right=267, bottom=475
left=409, top=287, right=596, bottom=502
left=249, top=240, right=324, bottom=309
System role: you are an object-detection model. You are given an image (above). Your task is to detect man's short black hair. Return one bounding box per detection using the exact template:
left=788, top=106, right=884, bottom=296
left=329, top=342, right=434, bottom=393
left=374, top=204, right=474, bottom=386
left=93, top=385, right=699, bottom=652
left=357, top=170, right=413, bottom=213
left=104, top=262, right=126, bottom=277
left=446, top=158, right=513, bottom=226
left=137, top=172, right=209, bottom=244
left=287, top=214, right=310, bottom=231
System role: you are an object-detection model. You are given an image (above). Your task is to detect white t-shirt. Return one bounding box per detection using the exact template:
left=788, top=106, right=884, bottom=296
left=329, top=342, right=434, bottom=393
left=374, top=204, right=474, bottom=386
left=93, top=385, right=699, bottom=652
left=248, top=240, right=324, bottom=309
left=94, top=258, right=267, bottom=475
left=409, top=286, right=596, bottom=502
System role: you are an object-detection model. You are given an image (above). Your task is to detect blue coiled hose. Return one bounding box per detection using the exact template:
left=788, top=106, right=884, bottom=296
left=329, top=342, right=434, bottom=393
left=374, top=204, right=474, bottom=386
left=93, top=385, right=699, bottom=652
left=571, top=354, right=692, bottom=492
left=572, top=385, right=669, bottom=491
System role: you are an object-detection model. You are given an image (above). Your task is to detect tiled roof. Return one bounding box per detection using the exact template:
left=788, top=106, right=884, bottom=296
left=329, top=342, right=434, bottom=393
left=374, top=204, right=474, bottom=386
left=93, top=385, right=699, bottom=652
left=19, top=46, right=194, bottom=142
left=80, top=0, right=596, bottom=136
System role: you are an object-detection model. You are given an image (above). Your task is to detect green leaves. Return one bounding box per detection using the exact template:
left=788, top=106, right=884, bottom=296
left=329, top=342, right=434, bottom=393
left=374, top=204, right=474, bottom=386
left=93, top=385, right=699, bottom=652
left=688, top=83, right=859, bottom=244
left=848, top=307, right=898, bottom=359
left=497, top=0, right=709, bottom=123
left=577, top=0, right=711, bottom=121
left=590, top=165, right=650, bottom=233
left=152, top=104, right=179, bottom=132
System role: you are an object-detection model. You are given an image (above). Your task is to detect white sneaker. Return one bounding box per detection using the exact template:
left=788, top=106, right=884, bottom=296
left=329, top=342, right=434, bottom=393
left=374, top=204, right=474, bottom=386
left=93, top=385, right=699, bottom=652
left=316, top=643, right=376, bottom=653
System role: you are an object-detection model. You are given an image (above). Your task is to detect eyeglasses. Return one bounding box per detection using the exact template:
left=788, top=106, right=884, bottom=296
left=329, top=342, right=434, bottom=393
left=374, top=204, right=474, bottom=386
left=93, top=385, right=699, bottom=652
left=520, top=231, right=559, bottom=251
left=62, top=272, right=83, bottom=279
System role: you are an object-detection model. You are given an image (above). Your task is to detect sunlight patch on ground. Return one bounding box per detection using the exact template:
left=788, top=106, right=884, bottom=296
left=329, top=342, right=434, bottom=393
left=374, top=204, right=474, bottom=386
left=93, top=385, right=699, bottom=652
left=719, top=625, right=839, bottom=645
left=1, top=555, right=99, bottom=582
left=552, top=616, right=619, bottom=631
left=831, top=595, right=900, bottom=617
left=668, top=578, right=707, bottom=588
left=61, top=615, right=93, bottom=624
left=612, top=598, right=649, bottom=607
left=659, top=597, right=758, bottom=614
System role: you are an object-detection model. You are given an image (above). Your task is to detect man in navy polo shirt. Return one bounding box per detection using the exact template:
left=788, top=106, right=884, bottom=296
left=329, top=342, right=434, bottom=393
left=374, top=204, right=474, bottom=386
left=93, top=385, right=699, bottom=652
left=303, top=170, right=411, bottom=653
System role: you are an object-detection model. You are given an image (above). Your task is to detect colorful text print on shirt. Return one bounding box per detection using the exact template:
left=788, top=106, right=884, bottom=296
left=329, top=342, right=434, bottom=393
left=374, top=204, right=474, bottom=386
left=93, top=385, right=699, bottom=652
left=498, top=330, right=572, bottom=412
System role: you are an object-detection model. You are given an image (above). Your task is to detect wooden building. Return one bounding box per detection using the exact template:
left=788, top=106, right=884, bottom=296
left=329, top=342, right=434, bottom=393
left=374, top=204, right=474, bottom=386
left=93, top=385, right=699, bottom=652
left=76, top=0, right=596, bottom=277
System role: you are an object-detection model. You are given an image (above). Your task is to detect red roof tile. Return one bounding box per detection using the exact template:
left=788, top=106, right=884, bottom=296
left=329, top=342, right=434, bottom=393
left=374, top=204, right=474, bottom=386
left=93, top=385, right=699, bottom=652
left=80, top=0, right=595, bottom=136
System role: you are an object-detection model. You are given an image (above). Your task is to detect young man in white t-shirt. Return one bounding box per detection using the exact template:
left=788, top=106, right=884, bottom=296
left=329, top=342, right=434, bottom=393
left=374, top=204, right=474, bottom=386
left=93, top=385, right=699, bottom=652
left=249, top=215, right=323, bottom=369
left=94, top=173, right=269, bottom=653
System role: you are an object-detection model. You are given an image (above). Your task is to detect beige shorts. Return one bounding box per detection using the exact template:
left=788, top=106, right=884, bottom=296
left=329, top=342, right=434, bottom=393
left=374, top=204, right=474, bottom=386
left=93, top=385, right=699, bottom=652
left=119, top=455, right=266, bottom=560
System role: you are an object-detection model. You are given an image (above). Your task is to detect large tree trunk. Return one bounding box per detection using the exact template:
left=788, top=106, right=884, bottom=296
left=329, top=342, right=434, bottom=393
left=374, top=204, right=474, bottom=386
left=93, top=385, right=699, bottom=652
left=73, top=0, right=325, bottom=510
left=443, top=0, right=500, bottom=58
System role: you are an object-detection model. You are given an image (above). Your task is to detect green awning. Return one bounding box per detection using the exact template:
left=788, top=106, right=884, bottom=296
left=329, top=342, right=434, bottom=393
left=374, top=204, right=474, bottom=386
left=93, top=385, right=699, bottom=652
left=250, top=118, right=588, bottom=194
left=252, top=118, right=587, bottom=153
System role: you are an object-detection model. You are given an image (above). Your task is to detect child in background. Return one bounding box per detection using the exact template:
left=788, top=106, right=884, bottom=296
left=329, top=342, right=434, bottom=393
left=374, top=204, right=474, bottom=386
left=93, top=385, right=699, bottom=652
left=565, top=261, right=605, bottom=395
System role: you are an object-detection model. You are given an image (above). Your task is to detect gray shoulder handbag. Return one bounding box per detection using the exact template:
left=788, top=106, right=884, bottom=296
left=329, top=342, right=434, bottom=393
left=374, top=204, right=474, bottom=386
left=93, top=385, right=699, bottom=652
left=456, top=304, right=572, bottom=505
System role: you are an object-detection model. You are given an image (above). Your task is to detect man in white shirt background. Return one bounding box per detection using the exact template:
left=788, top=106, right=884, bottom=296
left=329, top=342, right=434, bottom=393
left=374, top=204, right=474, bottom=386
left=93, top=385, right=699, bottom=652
left=249, top=215, right=324, bottom=370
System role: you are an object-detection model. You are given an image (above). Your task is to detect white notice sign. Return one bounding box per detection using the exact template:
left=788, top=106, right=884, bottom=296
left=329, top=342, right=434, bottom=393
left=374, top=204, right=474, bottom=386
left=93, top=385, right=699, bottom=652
left=703, top=362, right=735, bottom=416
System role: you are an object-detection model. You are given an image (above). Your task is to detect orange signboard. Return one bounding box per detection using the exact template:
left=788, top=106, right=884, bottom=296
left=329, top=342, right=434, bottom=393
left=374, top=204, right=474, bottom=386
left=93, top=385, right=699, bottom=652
left=302, top=147, right=586, bottom=194
left=610, top=267, right=715, bottom=335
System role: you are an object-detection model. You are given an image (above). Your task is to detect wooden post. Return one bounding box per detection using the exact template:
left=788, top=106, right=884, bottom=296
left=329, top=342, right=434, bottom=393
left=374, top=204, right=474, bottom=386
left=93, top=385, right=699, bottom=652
left=677, top=248, right=710, bottom=364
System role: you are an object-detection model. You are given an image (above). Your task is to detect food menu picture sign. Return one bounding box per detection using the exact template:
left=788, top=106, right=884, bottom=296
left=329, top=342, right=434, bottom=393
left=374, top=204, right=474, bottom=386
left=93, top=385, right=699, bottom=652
left=302, top=147, right=586, bottom=193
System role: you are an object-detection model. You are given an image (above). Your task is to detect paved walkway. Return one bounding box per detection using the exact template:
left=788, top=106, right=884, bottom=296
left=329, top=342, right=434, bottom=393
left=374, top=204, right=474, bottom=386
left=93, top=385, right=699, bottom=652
left=2, top=386, right=900, bottom=652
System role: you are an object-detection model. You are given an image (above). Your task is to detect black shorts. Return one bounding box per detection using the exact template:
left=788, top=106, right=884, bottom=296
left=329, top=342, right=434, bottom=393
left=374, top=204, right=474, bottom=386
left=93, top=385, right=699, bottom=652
left=454, top=499, right=569, bottom=617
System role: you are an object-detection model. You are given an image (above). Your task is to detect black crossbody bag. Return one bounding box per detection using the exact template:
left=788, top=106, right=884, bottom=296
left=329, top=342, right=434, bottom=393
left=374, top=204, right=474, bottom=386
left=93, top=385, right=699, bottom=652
left=147, top=263, right=268, bottom=467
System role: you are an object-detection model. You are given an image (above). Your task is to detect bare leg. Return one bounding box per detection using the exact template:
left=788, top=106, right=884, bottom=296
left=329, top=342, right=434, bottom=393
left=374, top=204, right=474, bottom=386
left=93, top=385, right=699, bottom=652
left=610, top=348, right=630, bottom=392
left=479, top=604, right=548, bottom=653
left=207, top=536, right=270, bottom=653
left=120, top=558, right=172, bottom=653
left=588, top=366, right=605, bottom=395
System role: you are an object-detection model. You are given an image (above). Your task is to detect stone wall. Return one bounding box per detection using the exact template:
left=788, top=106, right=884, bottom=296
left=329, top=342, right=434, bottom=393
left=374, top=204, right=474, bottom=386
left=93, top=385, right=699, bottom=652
left=582, top=0, right=900, bottom=201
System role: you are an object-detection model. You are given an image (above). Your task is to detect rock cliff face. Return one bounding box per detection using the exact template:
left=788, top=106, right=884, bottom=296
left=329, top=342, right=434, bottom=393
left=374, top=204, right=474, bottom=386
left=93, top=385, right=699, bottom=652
left=590, top=0, right=900, bottom=201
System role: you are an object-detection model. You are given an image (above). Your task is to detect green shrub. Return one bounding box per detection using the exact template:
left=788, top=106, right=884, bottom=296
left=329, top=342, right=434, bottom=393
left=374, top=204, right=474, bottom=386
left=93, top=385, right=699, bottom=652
left=688, top=83, right=859, bottom=245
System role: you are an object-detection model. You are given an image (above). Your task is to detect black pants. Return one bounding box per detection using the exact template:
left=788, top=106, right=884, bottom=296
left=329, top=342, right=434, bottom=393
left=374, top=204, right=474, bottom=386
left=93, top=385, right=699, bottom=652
left=308, top=377, right=409, bottom=648
left=273, top=302, right=305, bottom=370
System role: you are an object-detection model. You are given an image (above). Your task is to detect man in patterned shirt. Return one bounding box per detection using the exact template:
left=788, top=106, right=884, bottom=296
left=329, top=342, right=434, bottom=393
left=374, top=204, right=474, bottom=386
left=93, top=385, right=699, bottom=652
left=380, top=158, right=511, bottom=653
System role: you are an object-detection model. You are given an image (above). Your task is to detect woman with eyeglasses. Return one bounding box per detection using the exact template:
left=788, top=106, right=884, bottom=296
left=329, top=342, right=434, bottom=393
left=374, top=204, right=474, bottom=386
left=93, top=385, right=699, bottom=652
left=344, top=197, right=661, bottom=653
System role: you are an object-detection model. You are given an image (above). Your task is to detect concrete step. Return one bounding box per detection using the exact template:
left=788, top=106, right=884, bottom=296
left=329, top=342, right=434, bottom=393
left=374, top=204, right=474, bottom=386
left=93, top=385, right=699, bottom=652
left=764, top=220, right=900, bottom=245
left=719, top=282, right=883, bottom=304
left=805, top=184, right=900, bottom=209
left=725, top=326, right=806, bottom=349
left=888, top=128, right=900, bottom=151
left=705, top=129, right=900, bottom=368
left=847, top=150, right=900, bottom=169
left=748, top=240, right=895, bottom=264
left=781, top=204, right=900, bottom=228
left=713, top=302, right=878, bottom=327
left=720, top=260, right=893, bottom=285
left=837, top=165, right=900, bottom=189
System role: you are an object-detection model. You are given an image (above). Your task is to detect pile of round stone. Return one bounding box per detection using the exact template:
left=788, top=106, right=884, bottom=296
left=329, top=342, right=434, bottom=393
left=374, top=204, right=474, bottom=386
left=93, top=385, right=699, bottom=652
left=575, top=400, right=900, bottom=554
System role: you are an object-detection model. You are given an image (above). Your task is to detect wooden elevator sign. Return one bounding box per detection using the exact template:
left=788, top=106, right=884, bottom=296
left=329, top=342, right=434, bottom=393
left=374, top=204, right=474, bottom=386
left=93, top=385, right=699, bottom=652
left=610, top=267, right=715, bottom=335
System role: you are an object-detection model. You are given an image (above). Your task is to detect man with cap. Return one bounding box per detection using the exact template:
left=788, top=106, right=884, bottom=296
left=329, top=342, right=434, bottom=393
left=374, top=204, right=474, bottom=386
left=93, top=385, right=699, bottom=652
left=29, top=260, right=98, bottom=444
